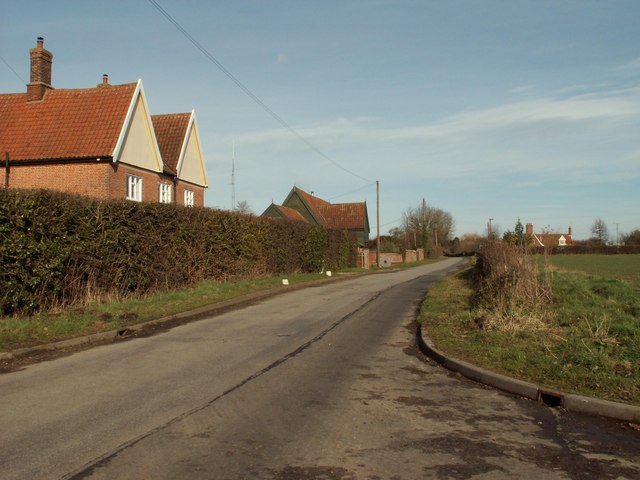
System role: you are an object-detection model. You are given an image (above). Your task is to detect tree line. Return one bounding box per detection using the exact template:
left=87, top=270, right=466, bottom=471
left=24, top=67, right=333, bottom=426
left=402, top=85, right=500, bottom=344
left=589, top=217, right=640, bottom=246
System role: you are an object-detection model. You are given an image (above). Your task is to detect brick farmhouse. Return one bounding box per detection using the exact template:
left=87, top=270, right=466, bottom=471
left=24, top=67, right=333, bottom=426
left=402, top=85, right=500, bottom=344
left=0, top=38, right=208, bottom=206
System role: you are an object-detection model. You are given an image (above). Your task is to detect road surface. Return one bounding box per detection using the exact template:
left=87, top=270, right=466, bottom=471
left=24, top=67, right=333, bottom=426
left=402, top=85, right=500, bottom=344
left=1, top=257, right=638, bottom=479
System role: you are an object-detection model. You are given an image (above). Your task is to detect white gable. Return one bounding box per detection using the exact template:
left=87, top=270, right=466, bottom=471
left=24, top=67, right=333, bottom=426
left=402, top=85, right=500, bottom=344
left=112, top=80, right=163, bottom=173
left=177, top=111, right=208, bottom=187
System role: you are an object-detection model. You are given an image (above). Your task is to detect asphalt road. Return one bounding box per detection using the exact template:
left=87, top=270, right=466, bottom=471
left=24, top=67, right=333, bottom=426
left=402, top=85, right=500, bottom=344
left=1, top=257, right=638, bottom=479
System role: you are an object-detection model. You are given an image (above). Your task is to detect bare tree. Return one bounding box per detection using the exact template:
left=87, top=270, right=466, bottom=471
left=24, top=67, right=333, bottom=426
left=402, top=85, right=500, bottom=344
left=458, top=233, right=483, bottom=254
left=235, top=200, right=253, bottom=215
left=400, top=202, right=455, bottom=250
left=591, top=217, right=609, bottom=245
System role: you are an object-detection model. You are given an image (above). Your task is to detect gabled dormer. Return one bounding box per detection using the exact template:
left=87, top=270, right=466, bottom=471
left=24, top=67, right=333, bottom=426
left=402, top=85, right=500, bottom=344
left=152, top=110, right=208, bottom=188
left=113, top=80, right=163, bottom=174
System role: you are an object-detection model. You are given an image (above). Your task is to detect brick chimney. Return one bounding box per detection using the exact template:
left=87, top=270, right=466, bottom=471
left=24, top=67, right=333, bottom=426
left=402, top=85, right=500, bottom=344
left=526, top=223, right=533, bottom=236
left=97, top=73, right=110, bottom=88
left=27, top=37, right=53, bottom=102
left=568, top=226, right=572, bottom=236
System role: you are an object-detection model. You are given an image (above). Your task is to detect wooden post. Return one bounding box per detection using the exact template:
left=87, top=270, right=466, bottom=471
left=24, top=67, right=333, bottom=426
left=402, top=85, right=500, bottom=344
left=4, top=152, right=9, bottom=192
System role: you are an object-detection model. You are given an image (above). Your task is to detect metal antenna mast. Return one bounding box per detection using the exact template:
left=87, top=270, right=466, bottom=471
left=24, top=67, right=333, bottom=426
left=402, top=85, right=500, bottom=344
left=231, top=141, right=236, bottom=211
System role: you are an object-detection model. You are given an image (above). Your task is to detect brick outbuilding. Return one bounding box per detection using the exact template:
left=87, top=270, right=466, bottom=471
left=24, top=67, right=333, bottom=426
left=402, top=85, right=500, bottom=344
left=262, top=186, right=370, bottom=246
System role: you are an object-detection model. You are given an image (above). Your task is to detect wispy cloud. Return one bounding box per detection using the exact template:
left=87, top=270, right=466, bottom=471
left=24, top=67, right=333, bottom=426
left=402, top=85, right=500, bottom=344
left=508, top=85, right=536, bottom=95
left=387, top=93, right=640, bottom=141
left=232, top=89, right=640, bottom=150
left=206, top=86, right=640, bottom=194
left=614, top=57, right=640, bottom=71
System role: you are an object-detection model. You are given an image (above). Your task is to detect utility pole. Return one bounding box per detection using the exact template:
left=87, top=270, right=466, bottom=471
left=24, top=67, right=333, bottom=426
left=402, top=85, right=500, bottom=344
left=422, top=198, right=426, bottom=250
left=488, top=218, right=493, bottom=239
left=376, top=180, right=380, bottom=268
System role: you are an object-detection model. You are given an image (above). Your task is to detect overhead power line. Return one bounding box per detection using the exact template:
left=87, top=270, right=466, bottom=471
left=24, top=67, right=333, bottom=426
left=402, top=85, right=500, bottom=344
left=328, top=183, right=375, bottom=201
left=147, top=0, right=373, bottom=184
left=0, top=54, right=27, bottom=85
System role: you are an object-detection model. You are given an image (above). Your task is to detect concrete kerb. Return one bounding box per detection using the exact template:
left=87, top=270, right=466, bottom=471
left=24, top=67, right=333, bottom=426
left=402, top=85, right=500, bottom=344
left=416, top=324, right=640, bottom=423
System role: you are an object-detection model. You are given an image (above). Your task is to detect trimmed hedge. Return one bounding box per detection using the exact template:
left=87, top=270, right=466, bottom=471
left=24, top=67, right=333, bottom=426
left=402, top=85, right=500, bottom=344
left=1, top=190, right=357, bottom=315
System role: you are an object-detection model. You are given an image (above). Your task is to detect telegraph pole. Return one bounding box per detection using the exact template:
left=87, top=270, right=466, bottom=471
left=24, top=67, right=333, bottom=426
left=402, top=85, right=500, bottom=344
left=422, top=198, right=427, bottom=252
left=376, top=180, right=380, bottom=268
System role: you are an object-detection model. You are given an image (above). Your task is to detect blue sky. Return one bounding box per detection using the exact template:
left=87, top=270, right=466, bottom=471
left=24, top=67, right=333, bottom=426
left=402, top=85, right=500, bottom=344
left=2, top=1, right=639, bottom=240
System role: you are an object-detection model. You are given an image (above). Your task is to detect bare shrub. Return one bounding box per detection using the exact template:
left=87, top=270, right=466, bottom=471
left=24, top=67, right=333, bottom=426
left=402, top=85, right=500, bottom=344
left=474, top=241, right=552, bottom=331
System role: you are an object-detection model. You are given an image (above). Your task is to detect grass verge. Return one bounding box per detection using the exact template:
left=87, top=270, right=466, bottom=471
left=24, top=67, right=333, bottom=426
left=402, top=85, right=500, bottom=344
left=420, top=262, right=640, bottom=406
left=1, top=258, right=443, bottom=353
left=0, top=272, right=330, bottom=352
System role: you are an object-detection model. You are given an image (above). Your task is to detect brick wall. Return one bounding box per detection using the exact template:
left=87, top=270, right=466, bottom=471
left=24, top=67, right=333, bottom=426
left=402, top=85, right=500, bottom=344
left=7, top=161, right=206, bottom=206
left=7, top=162, right=113, bottom=198
left=404, top=249, right=424, bottom=262
left=175, top=181, right=205, bottom=207
left=368, top=251, right=403, bottom=265
left=110, top=163, right=168, bottom=202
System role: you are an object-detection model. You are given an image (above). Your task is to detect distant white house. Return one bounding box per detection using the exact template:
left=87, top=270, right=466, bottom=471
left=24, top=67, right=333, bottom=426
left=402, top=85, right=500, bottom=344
left=527, top=223, right=574, bottom=247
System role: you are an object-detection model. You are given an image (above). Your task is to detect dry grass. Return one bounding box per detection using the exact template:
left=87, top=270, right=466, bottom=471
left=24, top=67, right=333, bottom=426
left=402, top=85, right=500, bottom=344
left=474, top=241, right=552, bottom=332
left=421, top=253, right=640, bottom=405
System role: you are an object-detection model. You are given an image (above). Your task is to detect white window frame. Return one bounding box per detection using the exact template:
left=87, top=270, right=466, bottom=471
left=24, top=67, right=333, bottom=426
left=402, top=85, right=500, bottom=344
left=159, top=183, right=172, bottom=204
left=126, top=175, right=142, bottom=202
left=184, top=189, right=194, bottom=207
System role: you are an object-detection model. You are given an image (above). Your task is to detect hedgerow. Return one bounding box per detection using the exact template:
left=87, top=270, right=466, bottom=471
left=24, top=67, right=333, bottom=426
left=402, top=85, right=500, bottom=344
left=1, top=190, right=357, bottom=315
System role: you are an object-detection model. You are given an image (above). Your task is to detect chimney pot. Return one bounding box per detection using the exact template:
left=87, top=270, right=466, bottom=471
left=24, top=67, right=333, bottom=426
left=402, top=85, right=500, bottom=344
left=103, top=74, right=109, bottom=84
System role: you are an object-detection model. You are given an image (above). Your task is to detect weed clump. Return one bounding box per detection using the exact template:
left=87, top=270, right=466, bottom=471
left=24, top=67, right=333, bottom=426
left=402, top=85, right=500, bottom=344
left=474, top=241, right=552, bottom=332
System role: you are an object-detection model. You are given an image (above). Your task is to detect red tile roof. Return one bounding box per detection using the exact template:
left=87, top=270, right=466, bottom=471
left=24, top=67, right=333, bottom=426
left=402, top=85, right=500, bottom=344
left=294, top=187, right=367, bottom=230
left=534, top=233, right=574, bottom=247
left=151, top=113, right=191, bottom=175
left=295, top=188, right=330, bottom=225
left=325, top=202, right=367, bottom=230
left=274, top=205, right=309, bottom=223
left=0, top=83, right=137, bottom=161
